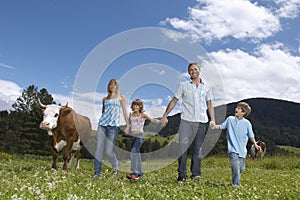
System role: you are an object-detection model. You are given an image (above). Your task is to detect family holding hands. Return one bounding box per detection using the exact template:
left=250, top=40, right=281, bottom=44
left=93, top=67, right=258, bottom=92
left=93, top=62, right=261, bottom=186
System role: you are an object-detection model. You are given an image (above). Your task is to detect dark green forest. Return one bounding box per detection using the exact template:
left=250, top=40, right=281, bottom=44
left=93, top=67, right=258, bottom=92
left=0, top=85, right=299, bottom=158
left=156, top=98, right=300, bottom=155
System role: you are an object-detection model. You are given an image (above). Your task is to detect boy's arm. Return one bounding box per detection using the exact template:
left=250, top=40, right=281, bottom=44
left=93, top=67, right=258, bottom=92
left=210, top=121, right=221, bottom=129
left=250, top=137, right=261, bottom=151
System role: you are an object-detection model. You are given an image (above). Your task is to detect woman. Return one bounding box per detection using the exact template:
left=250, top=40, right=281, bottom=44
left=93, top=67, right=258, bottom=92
left=94, top=79, right=129, bottom=178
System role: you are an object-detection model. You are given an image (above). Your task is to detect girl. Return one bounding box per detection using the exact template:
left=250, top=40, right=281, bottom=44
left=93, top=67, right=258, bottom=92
left=94, top=79, right=129, bottom=178
left=126, top=99, right=161, bottom=180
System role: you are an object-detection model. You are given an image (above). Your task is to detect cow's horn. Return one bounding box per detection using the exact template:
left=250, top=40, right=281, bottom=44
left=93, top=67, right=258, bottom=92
left=38, top=98, right=46, bottom=108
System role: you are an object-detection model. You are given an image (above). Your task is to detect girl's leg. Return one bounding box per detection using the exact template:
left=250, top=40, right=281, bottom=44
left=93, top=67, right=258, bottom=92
left=105, top=126, right=119, bottom=170
left=130, top=136, right=144, bottom=175
left=94, top=126, right=106, bottom=176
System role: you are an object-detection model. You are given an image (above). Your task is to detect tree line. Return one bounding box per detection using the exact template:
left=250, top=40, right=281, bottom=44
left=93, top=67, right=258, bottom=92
left=1, top=85, right=299, bottom=158
left=0, top=85, right=177, bottom=158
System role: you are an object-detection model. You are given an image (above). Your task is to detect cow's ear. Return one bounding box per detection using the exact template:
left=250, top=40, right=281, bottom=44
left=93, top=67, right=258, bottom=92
left=61, top=108, right=72, bottom=117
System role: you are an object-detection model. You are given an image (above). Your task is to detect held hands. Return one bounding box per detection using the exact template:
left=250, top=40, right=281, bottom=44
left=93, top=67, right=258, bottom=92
left=124, top=125, right=130, bottom=135
left=209, top=121, right=218, bottom=129
left=160, top=117, right=168, bottom=127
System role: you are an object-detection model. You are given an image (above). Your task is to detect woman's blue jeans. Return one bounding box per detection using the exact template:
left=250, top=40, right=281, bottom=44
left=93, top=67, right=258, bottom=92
left=229, top=152, right=245, bottom=186
left=94, top=125, right=119, bottom=175
left=130, top=134, right=144, bottom=176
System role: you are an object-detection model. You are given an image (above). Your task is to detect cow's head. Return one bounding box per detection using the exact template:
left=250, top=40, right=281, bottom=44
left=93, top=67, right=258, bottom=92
left=38, top=98, right=68, bottom=135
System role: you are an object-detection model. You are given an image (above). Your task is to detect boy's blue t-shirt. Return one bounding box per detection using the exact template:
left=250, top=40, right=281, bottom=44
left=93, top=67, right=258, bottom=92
left=221, top=116, right=254, bottom=158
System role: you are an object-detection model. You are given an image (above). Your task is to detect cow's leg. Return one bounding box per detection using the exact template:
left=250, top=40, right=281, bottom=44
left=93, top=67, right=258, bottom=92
left=52, top=149, right=59, bottom=170
left=67, top=153, right=74, bottom=169
left=74, top=151, right=81, bottom=169
left=62, top=142, right=74, bottom=171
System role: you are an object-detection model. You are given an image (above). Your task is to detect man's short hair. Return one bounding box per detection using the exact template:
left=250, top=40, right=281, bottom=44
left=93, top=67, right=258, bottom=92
left=188, top=62, right=200, bottom=70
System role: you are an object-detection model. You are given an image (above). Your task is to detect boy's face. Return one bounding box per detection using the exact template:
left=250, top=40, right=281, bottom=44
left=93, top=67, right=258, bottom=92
left=235, top=106, right=245, bottom=118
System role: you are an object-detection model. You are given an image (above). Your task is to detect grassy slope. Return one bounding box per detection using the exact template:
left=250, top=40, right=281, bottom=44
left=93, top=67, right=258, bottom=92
left=0, top=154, right=299, bottom=199
left=277, top=145, right=300, bottom=155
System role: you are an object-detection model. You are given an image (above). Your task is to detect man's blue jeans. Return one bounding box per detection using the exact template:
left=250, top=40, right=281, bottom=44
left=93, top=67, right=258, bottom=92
left=178, top=120, right=207, bottom=179
left=94, top=125, right=119, bottom=175
left=229, top=152, right=245, bottom=186
left=130, top=134, right=144, bottom=176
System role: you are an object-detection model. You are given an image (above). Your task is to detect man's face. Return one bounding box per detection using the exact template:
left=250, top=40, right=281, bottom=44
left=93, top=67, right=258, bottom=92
left=188, top=64, right=200, bottom=79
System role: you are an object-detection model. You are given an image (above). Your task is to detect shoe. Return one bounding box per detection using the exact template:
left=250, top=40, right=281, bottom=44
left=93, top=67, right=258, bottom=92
left=176, top=177, right=186, bottom=183
left=112, top=169, right=119, bottom=175
left=191, top=175, right=200, bottom=182
left=138, top=174, right=143, bottom=178
left=131, top=175, right=139, bottom=180
left=93, top=174, right=99, bottom=179
left=127, top=174, right=133, bottom=179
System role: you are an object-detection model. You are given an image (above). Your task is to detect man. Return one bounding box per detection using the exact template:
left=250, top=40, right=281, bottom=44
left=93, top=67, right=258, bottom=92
left=161, top=62, right=215, bottom=183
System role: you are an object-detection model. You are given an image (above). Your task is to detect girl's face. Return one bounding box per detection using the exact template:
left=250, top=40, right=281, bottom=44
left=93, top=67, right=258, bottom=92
left=132, top=103, right=140, bottom=112
left=109, top=83, right=117, bottom=92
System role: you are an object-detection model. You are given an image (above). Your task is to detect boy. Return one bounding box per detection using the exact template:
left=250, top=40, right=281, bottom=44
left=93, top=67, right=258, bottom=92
left=211, top=102, right=260, bottom=186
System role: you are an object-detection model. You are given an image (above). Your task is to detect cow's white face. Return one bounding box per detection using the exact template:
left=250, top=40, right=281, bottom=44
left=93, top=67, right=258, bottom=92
left=40, top=105, right=62, bottom=131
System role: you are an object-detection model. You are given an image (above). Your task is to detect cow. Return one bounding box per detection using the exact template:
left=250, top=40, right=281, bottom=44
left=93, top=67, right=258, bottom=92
left=250, top=140, right=266, bottom=160
left=38, top=98, right=91, bottom=171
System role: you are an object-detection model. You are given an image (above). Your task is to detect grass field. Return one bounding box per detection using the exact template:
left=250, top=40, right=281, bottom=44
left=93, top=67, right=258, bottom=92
left=0, top=153, right=299, bottom=199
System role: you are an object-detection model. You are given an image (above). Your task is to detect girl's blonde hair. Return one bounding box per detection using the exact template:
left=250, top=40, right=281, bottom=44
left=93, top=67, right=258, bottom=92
left=131, top=99, right=144, bottom=113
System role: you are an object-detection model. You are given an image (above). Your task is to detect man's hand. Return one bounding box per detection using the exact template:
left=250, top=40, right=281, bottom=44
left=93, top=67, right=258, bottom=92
left=160, top=117, right=168, bottom=127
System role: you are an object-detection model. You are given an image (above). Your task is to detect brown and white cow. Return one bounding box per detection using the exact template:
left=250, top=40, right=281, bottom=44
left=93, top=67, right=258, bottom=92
left=250, top=140, right=266, bottom=160
left=38, top=98, right=91, bottom=171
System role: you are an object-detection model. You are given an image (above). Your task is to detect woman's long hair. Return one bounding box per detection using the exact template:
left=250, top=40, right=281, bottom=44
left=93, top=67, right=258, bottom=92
left=107, top=79, right=120, bottom=99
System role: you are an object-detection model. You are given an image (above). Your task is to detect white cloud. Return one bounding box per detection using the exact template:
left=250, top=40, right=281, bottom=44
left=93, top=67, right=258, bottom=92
left=162, top=0, right=281, bottom=42
left=210, top=43, right=300, bottom=103
left=275, top=0, right=300, bottom=19
left=0, top=80, right=22, bottom=110
left=0, top=63, right=14, bottom=69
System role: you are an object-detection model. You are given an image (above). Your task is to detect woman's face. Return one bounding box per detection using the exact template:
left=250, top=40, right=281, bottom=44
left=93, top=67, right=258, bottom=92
left=109, top=82, right=117, bottom=92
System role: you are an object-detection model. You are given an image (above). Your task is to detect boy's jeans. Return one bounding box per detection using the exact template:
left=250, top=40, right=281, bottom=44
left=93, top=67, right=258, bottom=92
left=94, top=125, right=119, bottom=175
left=229, top=152, right=245, bottom=186
left=130, top=134, right=144, bottom=176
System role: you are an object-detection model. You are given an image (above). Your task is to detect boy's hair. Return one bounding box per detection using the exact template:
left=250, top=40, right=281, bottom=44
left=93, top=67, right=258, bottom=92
left=237, top=102, right=251, bottom=117
left=131, top=99, right=144, bottom=113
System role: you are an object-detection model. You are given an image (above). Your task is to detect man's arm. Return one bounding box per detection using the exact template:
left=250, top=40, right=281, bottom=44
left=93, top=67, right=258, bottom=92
left=207, top=100, right=216, bottom=127
left=161, top=97, right=178, bottom=126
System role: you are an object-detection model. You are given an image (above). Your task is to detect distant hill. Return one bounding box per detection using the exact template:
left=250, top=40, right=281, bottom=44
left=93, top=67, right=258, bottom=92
left=142, top=98, right=300, bottom=155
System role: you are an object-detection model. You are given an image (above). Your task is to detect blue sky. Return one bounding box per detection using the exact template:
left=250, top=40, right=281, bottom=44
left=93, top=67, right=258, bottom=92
left=1, top=0, right=300, bottom=128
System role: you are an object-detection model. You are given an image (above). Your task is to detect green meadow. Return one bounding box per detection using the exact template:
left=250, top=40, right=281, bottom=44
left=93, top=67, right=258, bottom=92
left=0, top=153, right=299, bottom=200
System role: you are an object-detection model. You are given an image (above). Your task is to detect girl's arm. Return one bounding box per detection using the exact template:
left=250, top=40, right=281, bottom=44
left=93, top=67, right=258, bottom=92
left=125, top=112, right=131, bottom=135
left=119, top=95, right=130, bottom=133
left=142, top=113, right=161, bottom=125
left=102, top=97, right=106, bottom=113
